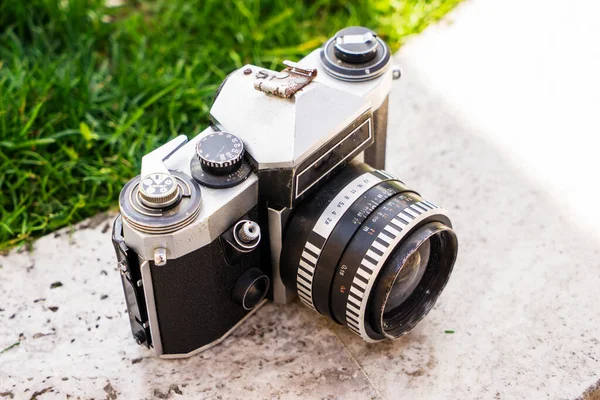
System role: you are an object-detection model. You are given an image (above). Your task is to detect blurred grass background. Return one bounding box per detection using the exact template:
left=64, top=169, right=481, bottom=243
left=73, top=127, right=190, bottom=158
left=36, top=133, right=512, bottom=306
left=0, top=0, right=461, bottom=251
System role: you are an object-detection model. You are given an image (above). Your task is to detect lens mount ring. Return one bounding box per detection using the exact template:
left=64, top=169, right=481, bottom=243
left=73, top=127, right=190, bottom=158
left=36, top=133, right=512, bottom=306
left=343, top=199, right=448, bottom=342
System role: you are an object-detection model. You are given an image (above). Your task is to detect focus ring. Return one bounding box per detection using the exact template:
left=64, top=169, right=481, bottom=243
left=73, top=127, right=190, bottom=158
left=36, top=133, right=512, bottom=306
left=330, top=193, right=415, bottom=332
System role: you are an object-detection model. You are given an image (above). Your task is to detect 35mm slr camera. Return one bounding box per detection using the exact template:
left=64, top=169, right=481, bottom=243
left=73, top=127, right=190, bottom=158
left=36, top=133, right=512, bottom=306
left=112, top=27, right=458, bottom=358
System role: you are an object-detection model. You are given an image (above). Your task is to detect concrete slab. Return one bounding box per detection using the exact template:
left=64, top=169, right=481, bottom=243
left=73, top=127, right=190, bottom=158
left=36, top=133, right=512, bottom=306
left=2, top=0, right=600, bottom=398
left=0, top=214, right=379, bottom=399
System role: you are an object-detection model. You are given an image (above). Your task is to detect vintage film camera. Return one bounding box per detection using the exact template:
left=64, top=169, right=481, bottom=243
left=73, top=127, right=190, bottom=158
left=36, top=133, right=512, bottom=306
left=111, top=27, right=458, bottom=358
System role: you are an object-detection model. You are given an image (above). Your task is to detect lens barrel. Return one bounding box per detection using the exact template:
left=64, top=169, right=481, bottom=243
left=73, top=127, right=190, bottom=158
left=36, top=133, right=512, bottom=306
left=281, top=162, right=458, bottom=342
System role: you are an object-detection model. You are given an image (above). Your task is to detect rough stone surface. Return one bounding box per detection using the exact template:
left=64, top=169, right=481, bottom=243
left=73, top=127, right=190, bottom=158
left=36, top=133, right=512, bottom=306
left=2, top=0, right=600, bottom=398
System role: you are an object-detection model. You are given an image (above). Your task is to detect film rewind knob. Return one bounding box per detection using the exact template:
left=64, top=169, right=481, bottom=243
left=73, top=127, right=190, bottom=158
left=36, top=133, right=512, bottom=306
left=137, top=135, right=189, bottom=209
left=138, top=172, right=180, bottom=209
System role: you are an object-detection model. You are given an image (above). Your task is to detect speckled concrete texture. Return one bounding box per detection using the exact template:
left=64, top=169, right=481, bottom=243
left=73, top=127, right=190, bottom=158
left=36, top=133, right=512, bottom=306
left=0, top=214, right=379, bottom=400
left=2, top=0, right=600, bottom=398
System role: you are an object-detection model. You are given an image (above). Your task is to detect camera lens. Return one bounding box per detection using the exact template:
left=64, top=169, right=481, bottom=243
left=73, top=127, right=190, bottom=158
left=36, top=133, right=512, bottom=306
left=384, top=240, right=430, bottom=314
left=281, top=162, right=458, bottom=342
left=370, top=222, right=457, bottom=339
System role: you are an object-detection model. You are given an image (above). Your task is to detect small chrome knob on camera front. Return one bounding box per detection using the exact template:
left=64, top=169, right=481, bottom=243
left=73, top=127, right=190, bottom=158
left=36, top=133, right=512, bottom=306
left=138, top=172, right=180, bottom=209
left=236, top=221, right=260, bottom=245
left=233, top=220, right=261, bottom=250
left=195, top=131, right=244, bottom=175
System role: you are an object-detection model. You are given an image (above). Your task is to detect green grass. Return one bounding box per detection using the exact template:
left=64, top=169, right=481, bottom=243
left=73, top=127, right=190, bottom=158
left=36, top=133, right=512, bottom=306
left=0, top=0, right=461, bottom=251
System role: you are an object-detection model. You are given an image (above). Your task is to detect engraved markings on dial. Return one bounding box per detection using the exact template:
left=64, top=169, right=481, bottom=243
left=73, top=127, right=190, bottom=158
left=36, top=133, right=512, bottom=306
left=296, top=172, right=387, bottom=310
left=345, top=200, right=439, bottom=338
left=196, top=132, right=243, bottom=168
left=141, top=173, right=175, bottom=196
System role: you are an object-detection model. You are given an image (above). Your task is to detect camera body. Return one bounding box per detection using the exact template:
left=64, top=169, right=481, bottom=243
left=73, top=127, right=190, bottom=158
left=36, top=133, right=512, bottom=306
left=113, top=27, right=457, bottom=358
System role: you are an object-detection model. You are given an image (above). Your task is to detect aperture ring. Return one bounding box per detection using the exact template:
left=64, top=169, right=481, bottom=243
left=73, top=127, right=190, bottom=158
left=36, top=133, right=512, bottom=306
left=296, top=170, right=393, bottom=310
left=345, top=200, right=442, bottom=342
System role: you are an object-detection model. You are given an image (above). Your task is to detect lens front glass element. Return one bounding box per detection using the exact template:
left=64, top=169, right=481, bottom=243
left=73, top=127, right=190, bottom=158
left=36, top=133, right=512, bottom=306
left=383, top=240, right=430, bottom=315
left=376, top=225, right=457, bottom=339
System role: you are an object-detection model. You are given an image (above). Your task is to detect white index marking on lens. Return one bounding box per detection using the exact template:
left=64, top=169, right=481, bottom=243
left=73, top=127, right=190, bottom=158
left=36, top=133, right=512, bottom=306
left=305, top=242, right=321, bottom=255
left=415, top=203, right=430, bottom=212
left=301, top=251, right=317, bottom=265
left=298, top=285, right=311, bottom=301
left=418, top=201, right=432, bottom=210
left=348, top=296, right=361, bottom=309
left=390, top=219, right=404, bottom=230
left=350, top=286, right=364, bottom=299
left=361, top=259, right=376, bottom=272
left=346, top=308, right=360, bottom=319
left=366, top=250, right=381, bottom=262
left=347, top=319, right=359, bottom=330
left=372, top=240, right=387, bottom=253
left=298, top=285, right=311, bottom=297
left=384, top=224, right=400, bottom=237
left=398, top=214, right=412, bottom=224
left=298, top=268, right=312, bottom=282
left=378, top=232, right=394, bottom=244
left=392, top=217, right=407, bottom=226
left=357, top=267, right=371, bottom=280
left=404, top=208, right=419, bottom=217
left=298, top=288, right=311, bottom=297
left=297, top=274, right=311, bottom=287
left=353, top=278, right=367, bottom=289
left=299, top=259, right=314, bottom=273
left=424, top=200, right=438, bottom=209
left=410, top=204, right=424, bottom=214
left=348, top=321, right=359, bottom=330
left=347, top=303, right=360, bottom=315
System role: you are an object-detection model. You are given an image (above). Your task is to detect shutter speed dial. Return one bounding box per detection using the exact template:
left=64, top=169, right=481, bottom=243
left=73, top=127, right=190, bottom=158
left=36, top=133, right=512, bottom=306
left=196, top=132, right=244, bottom=175
left=190, top=131, right=252, bottom=189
